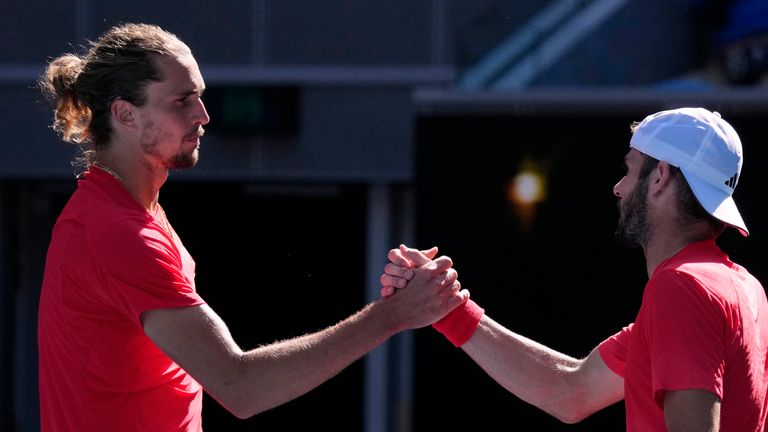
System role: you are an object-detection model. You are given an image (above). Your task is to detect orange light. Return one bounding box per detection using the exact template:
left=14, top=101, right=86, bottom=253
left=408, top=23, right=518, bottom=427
left=506, top=158, right=548, bottom=231
left=510, top=171, right=545, bottom=206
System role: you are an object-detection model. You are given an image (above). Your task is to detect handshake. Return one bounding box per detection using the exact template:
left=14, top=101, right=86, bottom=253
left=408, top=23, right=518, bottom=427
left=377, top=244, right=484, bottom=347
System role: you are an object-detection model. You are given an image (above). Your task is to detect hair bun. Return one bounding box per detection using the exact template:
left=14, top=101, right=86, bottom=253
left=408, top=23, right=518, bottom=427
left=45, top=54, right=85, bottom=99
left=39, top=54, right=91, bottom=144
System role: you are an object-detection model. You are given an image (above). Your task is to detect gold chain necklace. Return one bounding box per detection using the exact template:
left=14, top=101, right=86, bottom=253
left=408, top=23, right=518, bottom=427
left=91, top=162, right=124, bottom=186
left=91, top=162, right=174, bottom=238
left=155, top=205, right=175, bottom=239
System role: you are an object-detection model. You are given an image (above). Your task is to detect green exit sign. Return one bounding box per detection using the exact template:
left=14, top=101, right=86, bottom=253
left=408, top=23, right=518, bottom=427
left=204, top=86, right=299, bottom=136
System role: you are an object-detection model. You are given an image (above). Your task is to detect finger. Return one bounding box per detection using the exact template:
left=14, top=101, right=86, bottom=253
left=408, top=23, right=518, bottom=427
left=437, top=279, right=461, bottom=299
left=421, top=246, right=438, bottom=260
left=399, top=244, right=433, bottom=267
left=434, top=270, right=458, bottom=293
left=445, top=289, right=471, bottom=309
left=447, top=279, right=461, bottom=295
left=380, top=286, right=396, bottom=298
left=383, top=262, right=415, bottom=280
left=431, top=255, right=454, bottom=272
left=442, top=269, right=458, bottom=286
left=388, top=248, right=413, bottom=267
left=380, top=273, right=408, bottom=289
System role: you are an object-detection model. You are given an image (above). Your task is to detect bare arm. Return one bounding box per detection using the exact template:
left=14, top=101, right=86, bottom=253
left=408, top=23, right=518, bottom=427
left=143, top=256, right=467, bottom=419
left=462, top=315, right=624, bottom=423
left=664, top=389, right=720, bottom=432
left=384, top=245, right=624, bottom=423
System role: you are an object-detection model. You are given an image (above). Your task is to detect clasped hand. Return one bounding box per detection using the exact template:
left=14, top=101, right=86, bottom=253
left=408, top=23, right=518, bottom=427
left=378, top=245, right=470, bottom=329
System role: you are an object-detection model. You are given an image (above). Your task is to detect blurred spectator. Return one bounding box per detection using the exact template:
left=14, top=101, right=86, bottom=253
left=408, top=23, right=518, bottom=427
left=715, top=0, right=768, bottom=84
left=659, top=0, right=768, bottom=89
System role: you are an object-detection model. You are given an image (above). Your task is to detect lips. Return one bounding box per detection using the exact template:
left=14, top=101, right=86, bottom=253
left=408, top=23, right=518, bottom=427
left=184, top=127, right=204, bottom=145
left=185, top=127, right=204, bottom=141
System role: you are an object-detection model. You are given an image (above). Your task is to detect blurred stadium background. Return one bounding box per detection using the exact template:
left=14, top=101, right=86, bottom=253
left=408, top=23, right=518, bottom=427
left=2, top=1, right=767, bottom=430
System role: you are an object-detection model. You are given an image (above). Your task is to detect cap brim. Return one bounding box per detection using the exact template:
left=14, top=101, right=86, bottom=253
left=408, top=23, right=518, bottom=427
left=681, top=168, right=749, bottom=236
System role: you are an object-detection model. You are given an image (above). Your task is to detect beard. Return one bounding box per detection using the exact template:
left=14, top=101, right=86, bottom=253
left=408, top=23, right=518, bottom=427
left=168, top=147, right=199, bottom=170
left=140, top=121, right=201, bottom=170
left=615, top=176, right=652, bottom=249
left=170, top=126, right=204, bottom=170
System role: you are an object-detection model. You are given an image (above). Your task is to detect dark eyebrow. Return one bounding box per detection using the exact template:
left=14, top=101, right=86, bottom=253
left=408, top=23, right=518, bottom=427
left=176, top=87, right=205, bottom=98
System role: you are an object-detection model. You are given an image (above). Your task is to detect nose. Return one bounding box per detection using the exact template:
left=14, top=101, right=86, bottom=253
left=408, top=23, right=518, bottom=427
left=194, top=97, right=210, bottom=126
left=613, top=176, right=626, bottom=198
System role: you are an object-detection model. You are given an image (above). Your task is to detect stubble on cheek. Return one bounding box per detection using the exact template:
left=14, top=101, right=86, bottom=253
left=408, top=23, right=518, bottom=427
left=140, top=120, right=162, bottom=158
left=140, top=121, right=180, bottom=165
left=138, top=120, right=199, bottom=170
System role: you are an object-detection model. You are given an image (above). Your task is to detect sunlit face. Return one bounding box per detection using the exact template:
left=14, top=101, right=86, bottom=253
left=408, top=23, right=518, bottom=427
left=135, top=52, right=209, bottom=170
left=613, top=149, right=653, bottom=248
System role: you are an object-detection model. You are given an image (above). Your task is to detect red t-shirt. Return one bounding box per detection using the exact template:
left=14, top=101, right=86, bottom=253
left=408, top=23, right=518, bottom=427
left=599, top=240, right=768, bottom=431
left=38, top=167, right=206, bottom=431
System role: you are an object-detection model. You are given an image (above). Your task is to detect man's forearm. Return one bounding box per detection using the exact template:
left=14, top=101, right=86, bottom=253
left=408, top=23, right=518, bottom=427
left=217, top=301, right=396, bottom=418
left=461, top=315, right=621, bottom=424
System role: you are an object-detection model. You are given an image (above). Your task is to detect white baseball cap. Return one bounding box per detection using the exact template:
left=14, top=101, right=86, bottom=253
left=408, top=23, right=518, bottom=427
left=630, top=107, right=748, bottom=236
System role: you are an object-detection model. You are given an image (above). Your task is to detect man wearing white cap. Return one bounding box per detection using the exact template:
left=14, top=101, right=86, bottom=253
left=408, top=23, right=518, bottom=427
left=381, top=107, right=768, bottom=431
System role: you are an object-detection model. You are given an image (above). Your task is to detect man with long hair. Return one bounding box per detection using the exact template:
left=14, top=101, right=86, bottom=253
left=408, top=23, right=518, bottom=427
left=38, top=23, right=468, bottom=431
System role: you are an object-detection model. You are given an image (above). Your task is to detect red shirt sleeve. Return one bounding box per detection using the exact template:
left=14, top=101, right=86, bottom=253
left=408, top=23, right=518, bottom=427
left=599, top=323, right=633, bottom=378
left=90, top=216, right=205, bottom=327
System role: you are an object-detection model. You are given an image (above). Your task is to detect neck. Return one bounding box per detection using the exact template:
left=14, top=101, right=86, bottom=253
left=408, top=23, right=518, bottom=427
left=643, top=224, right=712, bottom=277
left=92, top=156, right=168, bottom=211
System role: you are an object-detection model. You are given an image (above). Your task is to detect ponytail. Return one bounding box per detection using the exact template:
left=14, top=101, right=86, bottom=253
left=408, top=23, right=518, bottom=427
left=40, top=54, right=92, bottom=144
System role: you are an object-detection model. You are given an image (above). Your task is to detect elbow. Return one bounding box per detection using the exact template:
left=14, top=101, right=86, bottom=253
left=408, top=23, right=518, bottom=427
left=215, top=381, right=277, bottom=420
left=226, top=405, right=251, bottom=420
left=547, top=395, right=600, bottom=424
left=548, top=372, right=600, bottom=424
left=219, top=391, right=269, bottom=420
left=229, top=405, right=261, bottom=420
left=208, top=359, right=270, bottom=420
left=212, top=390, right=256, bottom=420
left=541, top=392, right=593, bottom=425
left=222, top=404, right=261, bottom=420
left=226, top=391, right=288, bottom=419
left=554, top=410, right=589, bottom=425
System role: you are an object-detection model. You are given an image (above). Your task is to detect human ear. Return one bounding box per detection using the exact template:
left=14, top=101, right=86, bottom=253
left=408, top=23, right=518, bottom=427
left=110, top=99, right=137, bottom=130
left=650, top=161, right=674, bottom=194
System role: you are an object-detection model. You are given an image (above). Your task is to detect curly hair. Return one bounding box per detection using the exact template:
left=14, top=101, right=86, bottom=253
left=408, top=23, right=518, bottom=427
left=39, top=23, right=190, bottom=166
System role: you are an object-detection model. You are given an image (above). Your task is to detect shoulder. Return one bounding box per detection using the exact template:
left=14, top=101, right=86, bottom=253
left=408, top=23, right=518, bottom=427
left=645, top=269, right=731, bottom=331
left=648, top=268, right=721, bottom=303
left=94, top=216, right=174, bottom=258
left=63, top=168, right=147, bottom=230
left=651, top=241, right=736, bottom=300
